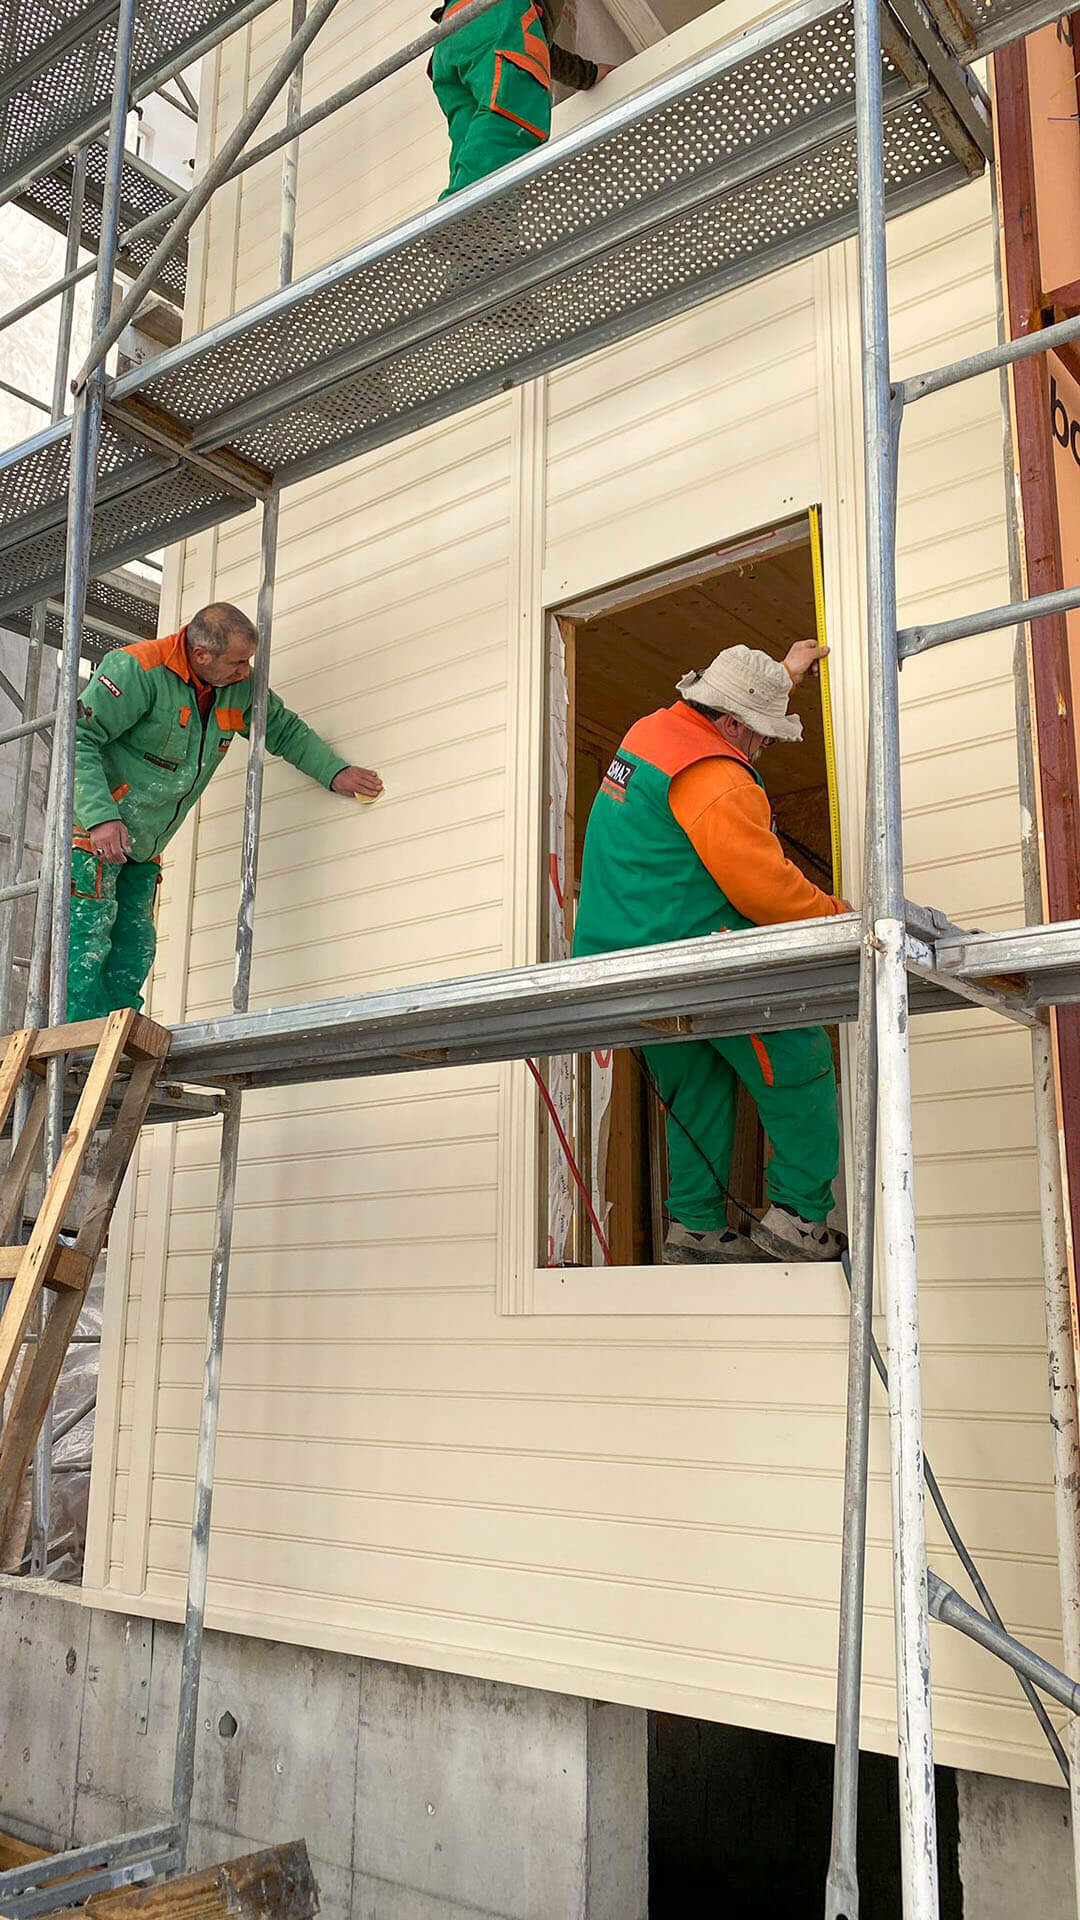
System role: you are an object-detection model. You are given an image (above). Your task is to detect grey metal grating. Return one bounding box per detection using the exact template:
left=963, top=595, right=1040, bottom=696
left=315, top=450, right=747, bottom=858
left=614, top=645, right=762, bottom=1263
left=0, top=0, right=96, bottom=78
left=4, top=569, right=159, bottom=664
left=0, top=0, right=252, bottom=196
left=0, top=413, right=169, bottom=543
left=137, top=3, right=875, bottom=435
left=226, top=102, right=964, bottom=480
left=17, top=144, right=188, bottom=303
left=924, top=0, right=1073, bottom=52
left=0, top=0, right=994, bottom=614
left=0, top=466, right=250, bottom=619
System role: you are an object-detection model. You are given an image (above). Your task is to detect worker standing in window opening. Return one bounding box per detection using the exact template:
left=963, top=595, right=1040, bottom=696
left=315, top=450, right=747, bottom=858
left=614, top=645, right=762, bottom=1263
left=67, top=603, right=383, bottom=1022
left=429, top=0, right=613, bottom=199
left=573, top=640, right=851, bottom=1266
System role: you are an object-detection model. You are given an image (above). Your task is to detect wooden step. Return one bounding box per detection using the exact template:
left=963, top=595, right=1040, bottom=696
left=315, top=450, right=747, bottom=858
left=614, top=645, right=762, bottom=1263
left=18, top=1012, right=172, bottom=1063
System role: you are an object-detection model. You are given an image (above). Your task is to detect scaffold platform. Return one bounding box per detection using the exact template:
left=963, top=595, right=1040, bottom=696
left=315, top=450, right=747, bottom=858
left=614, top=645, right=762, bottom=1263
left=15, top=143, right=189, bottom=305
left=142, top=909, right=1074, bottom=1095
left=0, top=0, right=264, bottom=199
left=0, top=0, right=1003, bottom=620
left=3, top=567, right=159, bottom=666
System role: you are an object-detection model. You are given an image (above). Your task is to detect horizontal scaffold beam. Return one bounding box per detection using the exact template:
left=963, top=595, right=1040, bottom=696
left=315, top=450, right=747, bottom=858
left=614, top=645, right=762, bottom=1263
left=158, top=909, right=1072, bottom=1094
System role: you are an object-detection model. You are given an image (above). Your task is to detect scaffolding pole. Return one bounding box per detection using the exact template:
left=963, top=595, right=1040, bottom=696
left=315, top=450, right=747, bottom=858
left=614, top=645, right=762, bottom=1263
left=0, top=147, right=86, bottom=1036
left=30, top=0, right=137, bottom=1578
left=72, top=0, right=340, bottom=395
left=853, top=0, right=938, bottom=1907
left=170, top=7, right=304, bottom=1856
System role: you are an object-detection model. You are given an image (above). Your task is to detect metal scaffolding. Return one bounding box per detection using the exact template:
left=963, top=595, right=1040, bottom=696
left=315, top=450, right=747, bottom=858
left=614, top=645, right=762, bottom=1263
left=1, top=0, right=1080, bottom=1910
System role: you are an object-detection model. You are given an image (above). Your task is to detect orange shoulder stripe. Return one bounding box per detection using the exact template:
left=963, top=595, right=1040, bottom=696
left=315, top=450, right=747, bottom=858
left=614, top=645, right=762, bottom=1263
left=124, top=628, right=191, bottom=682
left=622, top=703, right=751, bottom=779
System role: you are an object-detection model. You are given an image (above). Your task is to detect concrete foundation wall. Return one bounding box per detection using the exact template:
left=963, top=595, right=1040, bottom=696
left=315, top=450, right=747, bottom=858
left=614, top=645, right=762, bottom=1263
left=958, top=1771, right=1074, bottom=1920
left=0, top=1581, right=647, bottom=1920
left=2, top=1579, right=1075, bottom=1916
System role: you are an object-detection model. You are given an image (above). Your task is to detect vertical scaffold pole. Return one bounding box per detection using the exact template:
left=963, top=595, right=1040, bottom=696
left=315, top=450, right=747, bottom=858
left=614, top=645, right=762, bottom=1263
left=852, top=0, right=938, bottom=1909
left=0, top=152, right=87, bottom=1036
left=30, top=0, right=137, bottom=1579
left=824, top=804, right=879, bottom=1920
left=171, top=3, right=305, bottom=1855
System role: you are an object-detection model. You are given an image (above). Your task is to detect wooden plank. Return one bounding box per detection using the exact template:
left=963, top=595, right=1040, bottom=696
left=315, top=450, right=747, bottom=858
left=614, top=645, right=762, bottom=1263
left=24, top=1013, right=169, bottom=1062
left=0, top=1009, right=134, bottom=1404
left=83, top=1841, right=320, bottom=1920
left=125, top=1013, right=172, bottom=1061
left=26, top=1017, right=110, bottom=1059
left=0, top=1028, right=38, bottom=1135
left=0, top=1080, right=46, bottom=1244
left=0, top=1245, right=92, bottom=1288
left=0, top=1285, right=84, bottom=1546
left=0, top=1830, right=49, bottom=1872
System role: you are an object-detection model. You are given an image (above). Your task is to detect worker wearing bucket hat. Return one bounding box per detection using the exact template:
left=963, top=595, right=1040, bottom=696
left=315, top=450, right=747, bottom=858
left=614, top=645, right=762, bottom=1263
left=573, top=638, right=850, bottom=1265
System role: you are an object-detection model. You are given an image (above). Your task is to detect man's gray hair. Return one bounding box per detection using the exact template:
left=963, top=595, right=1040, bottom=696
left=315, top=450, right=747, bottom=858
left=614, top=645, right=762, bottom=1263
left=187, top=602, right=258, bottom=656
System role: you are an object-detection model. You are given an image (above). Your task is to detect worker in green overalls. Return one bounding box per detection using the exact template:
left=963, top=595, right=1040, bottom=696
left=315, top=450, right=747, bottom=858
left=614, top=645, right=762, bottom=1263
left=68, top=602, right=382, bottom=1023
left=574, top=640, right=851, bottom=1266
left=429, top=0, right=612, bottom=198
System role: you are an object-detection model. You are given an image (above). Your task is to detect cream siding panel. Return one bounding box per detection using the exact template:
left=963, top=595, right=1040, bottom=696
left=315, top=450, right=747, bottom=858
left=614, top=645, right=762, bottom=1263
left=80, top=0, right=1065, bottom=1787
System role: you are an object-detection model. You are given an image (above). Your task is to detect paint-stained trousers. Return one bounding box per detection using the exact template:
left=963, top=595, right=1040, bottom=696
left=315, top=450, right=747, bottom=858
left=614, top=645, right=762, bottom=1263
left=643, top=1024, right=839, bottom=1228
left=66, top=848, right=160, bottom=1022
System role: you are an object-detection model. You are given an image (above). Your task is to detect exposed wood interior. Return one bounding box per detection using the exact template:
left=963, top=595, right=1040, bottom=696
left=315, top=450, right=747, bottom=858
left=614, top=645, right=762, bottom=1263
left=573, top=523, right=834, bottom=895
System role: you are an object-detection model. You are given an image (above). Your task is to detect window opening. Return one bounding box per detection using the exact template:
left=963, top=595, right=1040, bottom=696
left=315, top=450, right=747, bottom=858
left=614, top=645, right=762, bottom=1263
left=540, top=514, right=844, bottom=1269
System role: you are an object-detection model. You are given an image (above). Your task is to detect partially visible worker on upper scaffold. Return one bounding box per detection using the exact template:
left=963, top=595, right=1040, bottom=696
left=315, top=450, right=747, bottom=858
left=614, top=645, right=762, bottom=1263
left=573, top=640, right=850, bottom=1267
left=429, top=0, right=613, bottom=197
left=67, top=602, right=383, bottom=1022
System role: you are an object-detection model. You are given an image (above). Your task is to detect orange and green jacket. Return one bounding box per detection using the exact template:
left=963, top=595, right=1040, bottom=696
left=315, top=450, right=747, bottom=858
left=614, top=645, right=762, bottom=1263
left=573, top=701, right=845, bottom=958
left=74, top=630, right=348, bottom=865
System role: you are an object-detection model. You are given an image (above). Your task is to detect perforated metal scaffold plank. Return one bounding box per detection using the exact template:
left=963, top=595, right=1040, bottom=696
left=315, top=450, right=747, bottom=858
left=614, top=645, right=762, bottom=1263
left=0, top=0, right=995, bottom=618
left=16, top=144, right=188, bottom=304
left=0, top=0, right=255, bottom=198
left=2, top=565, right=159, bottom=666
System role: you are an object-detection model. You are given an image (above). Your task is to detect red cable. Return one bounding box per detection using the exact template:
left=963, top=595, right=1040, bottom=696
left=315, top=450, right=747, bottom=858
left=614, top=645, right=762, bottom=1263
left=525, top=1057, right=614, bottom=1267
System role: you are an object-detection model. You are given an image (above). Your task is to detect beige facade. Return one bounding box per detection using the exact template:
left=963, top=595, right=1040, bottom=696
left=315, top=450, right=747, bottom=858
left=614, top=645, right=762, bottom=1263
left=82, top=0, right=1063, bottom=1785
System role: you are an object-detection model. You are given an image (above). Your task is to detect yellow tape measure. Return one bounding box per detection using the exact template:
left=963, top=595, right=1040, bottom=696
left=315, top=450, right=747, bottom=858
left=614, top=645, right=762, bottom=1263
left=809, top=505, right=843, bottom=897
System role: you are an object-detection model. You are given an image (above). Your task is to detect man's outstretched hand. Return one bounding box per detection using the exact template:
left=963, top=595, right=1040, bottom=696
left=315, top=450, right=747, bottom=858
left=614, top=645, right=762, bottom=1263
left=332, top=765, right=384, bottom=800
left=89, top=819, right=132, bottom=863
left=783, top=637, right=829, bottom=686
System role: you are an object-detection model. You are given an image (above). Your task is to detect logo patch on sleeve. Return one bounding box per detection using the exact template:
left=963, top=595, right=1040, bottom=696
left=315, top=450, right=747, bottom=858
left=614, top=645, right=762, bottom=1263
left=600, top=754, right=635, bottom=803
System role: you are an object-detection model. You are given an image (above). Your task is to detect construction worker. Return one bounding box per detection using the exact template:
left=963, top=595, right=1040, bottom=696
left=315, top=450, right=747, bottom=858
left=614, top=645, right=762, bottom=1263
left=68, top=602, right=382, bottom=1023
left=429, top=0, right=613, bottom=199
left=573, top=640, right=850, bottom=1265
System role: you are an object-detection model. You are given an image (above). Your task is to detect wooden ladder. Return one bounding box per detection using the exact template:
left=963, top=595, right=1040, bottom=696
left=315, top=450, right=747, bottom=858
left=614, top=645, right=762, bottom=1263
left=0, top=1008, right=171, bottom=1552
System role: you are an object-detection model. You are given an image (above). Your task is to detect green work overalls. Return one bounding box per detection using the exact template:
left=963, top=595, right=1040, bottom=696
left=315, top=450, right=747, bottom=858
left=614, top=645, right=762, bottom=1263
left=573, top=704, right=840, bottom=1228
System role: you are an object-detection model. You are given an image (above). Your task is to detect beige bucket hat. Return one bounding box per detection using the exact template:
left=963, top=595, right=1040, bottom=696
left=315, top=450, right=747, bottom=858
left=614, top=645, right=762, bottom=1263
left=676, top=644, right=803, bottom=743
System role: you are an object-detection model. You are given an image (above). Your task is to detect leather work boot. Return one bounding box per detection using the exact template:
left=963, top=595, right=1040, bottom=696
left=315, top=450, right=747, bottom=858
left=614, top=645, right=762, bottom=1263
left=750, top=1204, right=848, bottom=1263
left=663, top=1222, right=766, bottom=1265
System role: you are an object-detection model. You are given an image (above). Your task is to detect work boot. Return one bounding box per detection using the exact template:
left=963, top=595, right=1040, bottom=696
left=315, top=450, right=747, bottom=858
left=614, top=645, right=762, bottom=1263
left=663, top=1221, right=766, bottom=1265
left=751, top=1204, right=847, bottom=1263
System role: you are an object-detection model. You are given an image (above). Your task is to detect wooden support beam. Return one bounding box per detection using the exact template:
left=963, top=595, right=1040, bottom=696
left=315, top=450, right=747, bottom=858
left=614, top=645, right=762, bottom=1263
left=83, top=1841, right=320, bottom=1920
left=16, top=1012, right=171, bottom=1062
left=0, top=1244, right=91, bottom=1288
